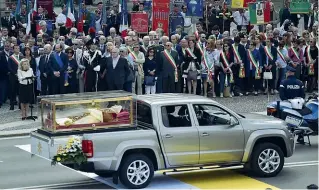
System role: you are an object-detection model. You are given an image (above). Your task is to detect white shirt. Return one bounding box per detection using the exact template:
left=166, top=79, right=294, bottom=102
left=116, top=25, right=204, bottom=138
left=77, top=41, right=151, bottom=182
left=56, top=13, right=67, bottom=24
left=112, top=56, right=120, bottom=69
left=181, top=12, right=192, bottom=27
left=18, top=68, right=34, bottom=85
left=233, top=11, right=250, bottom=26
left=212, top=49, right=222, bottom=67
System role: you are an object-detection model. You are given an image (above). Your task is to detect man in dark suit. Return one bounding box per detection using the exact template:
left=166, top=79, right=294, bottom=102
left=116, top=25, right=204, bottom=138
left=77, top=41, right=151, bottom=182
left=158, top=42, right=180, bottom=93
left=39, top=44, right=53, bottom=95
left=232, top=36, right=247, bottom=96
left=0, top=41, right=11, bottom=108
left=48, top=44, right=68, bottom=94
left=8, top=45, right=22, bottom=110
left=38, top=20, right=53, bottom=37
left=105, top=47, right=130, bottom=90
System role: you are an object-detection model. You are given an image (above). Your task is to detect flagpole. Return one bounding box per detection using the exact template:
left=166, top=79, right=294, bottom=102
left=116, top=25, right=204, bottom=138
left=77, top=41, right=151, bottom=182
left=205, top=4, right=208, bottom=33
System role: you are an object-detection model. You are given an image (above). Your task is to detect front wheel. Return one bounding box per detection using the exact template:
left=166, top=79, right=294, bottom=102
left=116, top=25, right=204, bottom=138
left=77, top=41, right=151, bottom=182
left=249, top=143, right=284, bottom=177
left=119, top=154, right=154, bottom=189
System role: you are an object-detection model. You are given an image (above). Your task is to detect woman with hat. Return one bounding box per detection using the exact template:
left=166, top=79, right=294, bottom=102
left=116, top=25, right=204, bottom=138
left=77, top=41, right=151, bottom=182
left=17, top=59, right=34, bottom=120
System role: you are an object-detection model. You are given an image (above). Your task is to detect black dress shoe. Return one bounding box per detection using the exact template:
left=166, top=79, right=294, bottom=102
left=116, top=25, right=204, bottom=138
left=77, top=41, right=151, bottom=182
left=10, top=105, right=14, bottom=110
left=22, top=117, right=26, bottom=120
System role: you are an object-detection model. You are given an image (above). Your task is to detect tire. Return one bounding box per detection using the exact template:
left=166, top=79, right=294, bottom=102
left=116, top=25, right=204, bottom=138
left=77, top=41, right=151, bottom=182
left=119, top=154, right=154, bottom=189
left=249, top=142, right=284, bottom=177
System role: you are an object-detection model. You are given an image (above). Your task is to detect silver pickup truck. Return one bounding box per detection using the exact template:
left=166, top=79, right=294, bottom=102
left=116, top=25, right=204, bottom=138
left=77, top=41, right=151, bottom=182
left=31, top=93, right=296, bottom=189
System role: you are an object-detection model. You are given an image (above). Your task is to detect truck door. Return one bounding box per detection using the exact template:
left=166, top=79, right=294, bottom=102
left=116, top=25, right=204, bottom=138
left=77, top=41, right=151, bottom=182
left=158, top=104, right=200, bottom=166
left=191, top=104, right=245, bottom=164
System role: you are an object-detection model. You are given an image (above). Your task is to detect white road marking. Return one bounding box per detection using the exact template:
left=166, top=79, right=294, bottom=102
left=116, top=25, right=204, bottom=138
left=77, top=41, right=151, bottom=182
left=4, top=180, right=100, bottom=190
left=0, top=160, right=3, bottom=163
left=15, top=144, right=198, bottom=189
left=284, top=163, right=319, bottom=168
left=285, top=161, right=318, bottom=165
left=253, top=111, right=268, bottom=115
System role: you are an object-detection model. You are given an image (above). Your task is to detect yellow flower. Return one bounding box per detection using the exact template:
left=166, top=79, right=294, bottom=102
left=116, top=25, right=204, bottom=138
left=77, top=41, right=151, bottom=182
left=57, top=157, right=61, bottom=162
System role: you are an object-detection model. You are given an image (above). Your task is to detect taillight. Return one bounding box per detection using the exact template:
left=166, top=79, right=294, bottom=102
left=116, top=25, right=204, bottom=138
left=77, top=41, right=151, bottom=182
left=82, top=140, right=93, bottom=158
left=267, top=108, right=277, bottom=115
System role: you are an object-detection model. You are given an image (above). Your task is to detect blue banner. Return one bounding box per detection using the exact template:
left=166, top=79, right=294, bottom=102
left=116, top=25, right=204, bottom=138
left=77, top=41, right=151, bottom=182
left=185, top=0, right=204, bottom=18
left=169, top=13, right=184, bottom=35
left=119, top=0, right=128, bottom=32
left=143, top=0, right=152, bottom=11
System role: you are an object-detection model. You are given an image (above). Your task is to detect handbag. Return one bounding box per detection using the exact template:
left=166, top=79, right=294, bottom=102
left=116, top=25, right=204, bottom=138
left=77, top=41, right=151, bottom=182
left=187, top=70, right=198, bottom=81
left=144, top=76, right=155, bottom=86
left=263, top=71, right=273, bottom=80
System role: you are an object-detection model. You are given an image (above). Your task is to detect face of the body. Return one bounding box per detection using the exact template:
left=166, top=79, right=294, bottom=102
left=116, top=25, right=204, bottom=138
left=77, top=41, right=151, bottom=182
left=21, top=62, right=29, bottom=70
left=13, top=46, right=20, bottom=54
left=111, top=49, right=119, bottom=58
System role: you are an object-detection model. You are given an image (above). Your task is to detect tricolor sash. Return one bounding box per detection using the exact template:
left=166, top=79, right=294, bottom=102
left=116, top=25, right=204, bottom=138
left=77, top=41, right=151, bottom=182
left=141, top=44, right=147, bottom=53
left=306, top=46, right=314, bottom=75
left=129, top=51, right=138, bottom=60
left=220, top=51, right=234, bottom=83
left=186, top=48, right=196, bottom=59
left=232, top=44, right=242, bottom=63
left=264, top=46, right=274, bottom=62
left=127, top=46, right=134, bottom=55
left=54, top=53, right=68, bottom=85
left=196, top=42, right=204, bottom=56
left=194, top=31, right=199, bottom=41
left=277, top=48, right=287, bottom=64
left=290, top=47, right=300, bottom=60
left=163, top=50, right=178, bottom=82
left=202, top=49, right=214, bottom=80
left=247, top=51, right=261, bottom=79
left=10, top=54, right=20, bottom=65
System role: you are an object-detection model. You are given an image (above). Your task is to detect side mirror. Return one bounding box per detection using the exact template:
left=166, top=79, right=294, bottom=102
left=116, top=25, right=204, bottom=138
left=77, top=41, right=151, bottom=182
left=230, top=116, right=239, bottom=126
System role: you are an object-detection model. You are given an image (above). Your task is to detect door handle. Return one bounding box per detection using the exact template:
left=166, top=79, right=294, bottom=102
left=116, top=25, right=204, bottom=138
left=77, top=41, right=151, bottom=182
left=165, top=134, right=173, bottom=138
left=201, top=132, right=209, bottom=137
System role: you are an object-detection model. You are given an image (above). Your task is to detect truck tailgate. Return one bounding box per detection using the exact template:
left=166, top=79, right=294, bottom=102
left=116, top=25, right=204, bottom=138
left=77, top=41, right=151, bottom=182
left=30, top=131, right=76, bottom=160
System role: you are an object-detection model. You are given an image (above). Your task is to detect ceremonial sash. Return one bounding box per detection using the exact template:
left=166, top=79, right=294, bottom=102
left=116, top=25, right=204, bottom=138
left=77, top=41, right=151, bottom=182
left=182, top=48, right=186, bottom=56
left=247, top=51, right=261, bottom=79
left=186, top=48, right=196, bottom=59
left=220, top=51, right=234, bottom=83
left=129, top=51, right=138, bottom=60
left=127, top=46, right=134, bottom=55
left=163, top=50, right=178, bottom=82
left=10, top=54, right=20, bottom=65
left=141, top=44, right=147, bottom=52
left=194, top=31, right=199, bottom=41
left=306, top=46, right=315, bottom=75
left=277, top=48, right=286, bottom=64
left=196, top=42, right=204, bottom=56
left=202, top=50, right=213, bottom=79
left=232, top=44, right=242, bottom=63
left=264, top=46, right=274, bottom=62
left=290, top=47, right=300, bottom=60
left=39, top=29, right=44, bottom=35
left=54, top=53, right=68, bottom=85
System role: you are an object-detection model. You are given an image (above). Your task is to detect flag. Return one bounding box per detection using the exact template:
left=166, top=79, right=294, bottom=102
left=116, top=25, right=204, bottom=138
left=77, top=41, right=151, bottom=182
left=15, top=0, right=21, bottom=20
left=119, top=0, right=128, bottom=34
left=66, top=0, right=73, bottom=28
left=32, top=0, right=38, bottom=19
left=101, top=0, right=107, bottom=25
left=231, top=0, right=244, bottom=8
left=249, top=1, right=270, bottom=25
left=77, top=0, right=84, bottom=32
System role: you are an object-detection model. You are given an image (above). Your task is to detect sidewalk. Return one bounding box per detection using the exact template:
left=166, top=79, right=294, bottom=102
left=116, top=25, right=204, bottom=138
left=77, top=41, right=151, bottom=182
left=0, top=94, right=281, bottom=137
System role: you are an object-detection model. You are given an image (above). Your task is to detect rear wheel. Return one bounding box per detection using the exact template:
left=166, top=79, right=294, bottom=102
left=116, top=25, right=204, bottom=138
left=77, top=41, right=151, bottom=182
left=249, top=143, right=284, bottom=177
left=119, top=154, right=154, bottom=189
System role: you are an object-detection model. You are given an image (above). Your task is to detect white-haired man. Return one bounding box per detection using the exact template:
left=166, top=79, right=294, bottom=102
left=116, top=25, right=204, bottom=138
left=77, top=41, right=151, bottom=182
left=38, top=20, right=52, bottom=37
left=39, top=44, right=53, bottom=95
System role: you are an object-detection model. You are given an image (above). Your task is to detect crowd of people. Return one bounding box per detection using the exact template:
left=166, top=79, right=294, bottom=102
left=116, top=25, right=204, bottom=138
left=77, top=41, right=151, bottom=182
left=0, top=0, right=318, bottom=120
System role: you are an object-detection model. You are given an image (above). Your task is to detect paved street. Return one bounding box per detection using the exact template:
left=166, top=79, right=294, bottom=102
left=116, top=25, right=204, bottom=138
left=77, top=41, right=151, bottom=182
left=0, top=135, right=317, bottom=189
left=0, top=94, right=318, bottom=189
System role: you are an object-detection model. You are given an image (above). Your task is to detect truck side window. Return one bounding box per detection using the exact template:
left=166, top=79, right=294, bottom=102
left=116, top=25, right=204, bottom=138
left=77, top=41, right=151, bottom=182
left=136, top=103, right=153, bottom=125
left=161, top=105, right=192, bottom=127
left=193, top=104, right=231, bottom=126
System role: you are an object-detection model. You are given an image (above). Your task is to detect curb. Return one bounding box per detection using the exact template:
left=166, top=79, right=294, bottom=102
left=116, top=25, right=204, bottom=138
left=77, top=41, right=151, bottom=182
left=0, top=128, right=37, bottom=138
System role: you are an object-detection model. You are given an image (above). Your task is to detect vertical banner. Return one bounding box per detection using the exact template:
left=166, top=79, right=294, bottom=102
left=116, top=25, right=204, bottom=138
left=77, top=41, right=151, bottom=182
left=152, top=0, right=170, bottom=34
left=38, top=0, right=53, bottom=18
left=130, top=12, right=149, bottom=33
left=290, top=0, right=310, bottom=14
left=185, top=0, right=204, bottom=18
left=169, top=14, right=184, bottom=35
left=249, top=1, right=270, bottom=25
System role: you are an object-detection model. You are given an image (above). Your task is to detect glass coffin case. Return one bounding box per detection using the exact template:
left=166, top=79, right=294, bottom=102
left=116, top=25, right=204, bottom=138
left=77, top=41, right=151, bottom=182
left=38, top=91, right=135, bottom=133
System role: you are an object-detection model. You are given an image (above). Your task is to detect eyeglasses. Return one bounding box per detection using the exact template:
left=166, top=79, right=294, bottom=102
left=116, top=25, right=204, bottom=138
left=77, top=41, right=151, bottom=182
left=165, top=45, right=170, bottom=46
left=111, top=52, right=118, bottom=53
left=67, top=52, right=73, bottom=54
left=149, top=51, right=154, bottom=53
left=59, top=39, right=64, bottom=41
